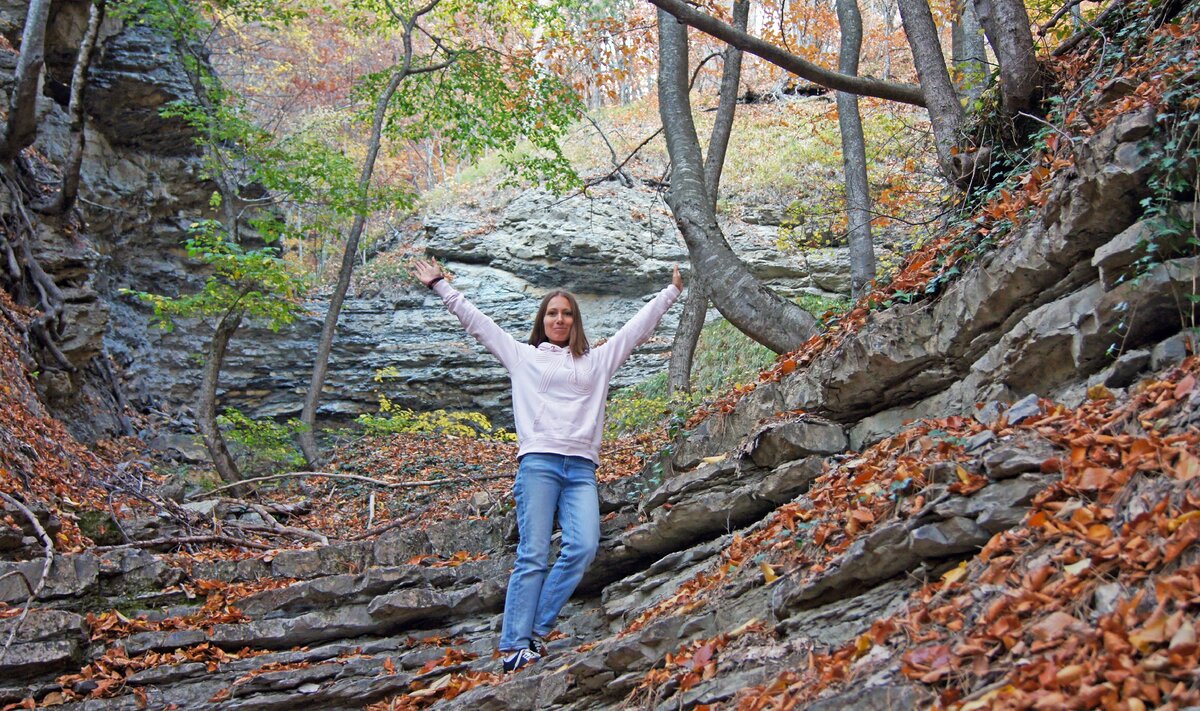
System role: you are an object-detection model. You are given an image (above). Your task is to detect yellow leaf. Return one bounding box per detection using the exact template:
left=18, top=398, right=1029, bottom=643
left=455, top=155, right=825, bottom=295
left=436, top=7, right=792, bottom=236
left=941, top=561, right=968, bottom=585
left=1168, top=510, right=1200, bottom=532
left=854, top=634, right=872, bottom=658
left=729, top=618, right=760, bottom=637
left=1129, top=612, right=1170, bottom=652
left=959, top=685, right=1015, bottom=710
left=956, top=466, right=972, bottom=483
left=1087, top=384, right=1114, bottom=400
left=1063, top=558, right=1092, bottom=576
left=701, top=455, right=726, bottom=465
left=759, top=561, right=779, bottom=584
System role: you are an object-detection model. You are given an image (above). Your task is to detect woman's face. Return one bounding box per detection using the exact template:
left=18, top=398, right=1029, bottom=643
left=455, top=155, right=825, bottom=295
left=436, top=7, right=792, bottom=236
left=543, top=295, right=574, bottom=347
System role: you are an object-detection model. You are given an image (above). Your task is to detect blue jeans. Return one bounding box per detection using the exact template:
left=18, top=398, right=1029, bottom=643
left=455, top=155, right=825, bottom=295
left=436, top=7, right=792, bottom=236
left=499, top=453, right=600, bottom=652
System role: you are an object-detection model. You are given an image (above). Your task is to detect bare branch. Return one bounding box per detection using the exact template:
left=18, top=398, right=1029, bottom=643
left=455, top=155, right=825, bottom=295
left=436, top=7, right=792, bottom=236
left=190, top=470, right=512, bottom=499
left=350, top=504, right=432, bottom=540
left=647, top=0, right=926, bottom=106
left=94, top=535, right=273, bottom=552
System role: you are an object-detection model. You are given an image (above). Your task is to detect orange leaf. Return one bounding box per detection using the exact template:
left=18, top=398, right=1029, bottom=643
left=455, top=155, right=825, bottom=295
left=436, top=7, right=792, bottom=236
left=1076, top=467, right=1113, bottom=491
left=1174, top=374, right=1195, bottom=399
left=1170, top=451, right=1200, bottom=481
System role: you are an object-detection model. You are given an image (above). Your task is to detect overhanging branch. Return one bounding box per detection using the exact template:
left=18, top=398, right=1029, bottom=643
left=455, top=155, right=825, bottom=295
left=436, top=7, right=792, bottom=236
left=645, top=0, right=926, bottom=107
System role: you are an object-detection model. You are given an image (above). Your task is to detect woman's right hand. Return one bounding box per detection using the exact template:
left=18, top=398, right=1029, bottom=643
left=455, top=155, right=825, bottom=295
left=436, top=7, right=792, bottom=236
left=410, top=259, right=444, bottom=287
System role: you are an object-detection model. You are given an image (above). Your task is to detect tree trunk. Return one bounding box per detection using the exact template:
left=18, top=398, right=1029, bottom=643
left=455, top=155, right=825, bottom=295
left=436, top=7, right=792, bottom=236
left=298, top=69, right=407, bottom=466
left=895, top=0, right=964, bottom=179
left=45, top=0, right=106, bottom=215
left=658, top=10, right=816, bottom=355
left=835, top=0, right=876, bottom=300
left=972, top=0, right=1038, bottom=114
left=669, top=0, right=749, bottom=396
left=951, top=0, right=987, bottom=105
left=199, top=306, right=245, bottom=485
left=881, top=0, right=895, bottom=81
left=1, top=0, right=53, bottom=159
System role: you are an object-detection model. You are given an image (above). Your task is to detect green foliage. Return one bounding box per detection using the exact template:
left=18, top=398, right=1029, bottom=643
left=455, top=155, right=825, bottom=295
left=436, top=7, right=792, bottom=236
left=605, top=294, right=851, bottom=439
left=357, top=396, right=517, bottom=441
left=605, top=373, right=695, bottom=439
left=123, top=218, right=307, bottom=331
left=217, top=407, right=307, bottom=473
left=778, top=197, right=844, bottom=251
left=370, top=49, right=584, bottom=193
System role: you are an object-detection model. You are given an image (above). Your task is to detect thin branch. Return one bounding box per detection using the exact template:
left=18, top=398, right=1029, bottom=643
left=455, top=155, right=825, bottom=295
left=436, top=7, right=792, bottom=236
left=1038, top=0, right=1088, bottom=35
left=564, top=49, right=724, bottom=200
left=94, top=535, right=272, bottom=552
left=581, top=113, right=633, bottom=187
left=190, top=470, right=512, bottom=499
left=350, top=504, right=432, bottom=540
left=0, top=492, right=54, bottom=664
left=1052, top=0, right=1127, bottom=56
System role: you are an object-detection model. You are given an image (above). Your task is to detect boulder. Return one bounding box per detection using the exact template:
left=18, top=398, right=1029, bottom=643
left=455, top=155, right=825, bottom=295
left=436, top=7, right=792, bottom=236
left=749, top=418, right=848, bottom=468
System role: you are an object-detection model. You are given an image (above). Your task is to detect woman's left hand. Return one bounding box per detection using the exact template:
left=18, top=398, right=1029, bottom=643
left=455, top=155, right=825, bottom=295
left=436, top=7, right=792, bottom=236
left=672, top=265, right=684, bottom=292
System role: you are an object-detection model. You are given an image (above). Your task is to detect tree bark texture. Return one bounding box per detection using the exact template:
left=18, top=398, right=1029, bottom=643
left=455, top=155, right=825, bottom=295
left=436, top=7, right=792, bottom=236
left=895, top=0, right=965, bottom=179
left=669, top=0, right=749, bottom=395
left=951, top=0, right=987, bottom=104
left=47, top=0, right=106, bottom=215
left=835, top=0, right=876, bottom=300
left=648, top=0, right=926, bottom=107
left=1, top=0, right=53, bottom=159
left=972, top=0, right=1039, bottom=114
left=199, top=307, right=245, bottom=485
left=658, top=10, right=816, bottom=355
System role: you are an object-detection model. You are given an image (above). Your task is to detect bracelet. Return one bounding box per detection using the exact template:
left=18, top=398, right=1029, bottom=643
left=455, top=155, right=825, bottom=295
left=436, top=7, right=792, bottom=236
left=427, top=276, right=444, bottom=288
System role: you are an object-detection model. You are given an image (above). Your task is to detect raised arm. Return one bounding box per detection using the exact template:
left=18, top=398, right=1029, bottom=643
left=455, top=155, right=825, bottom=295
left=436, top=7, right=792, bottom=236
left=595, top=266, right=684, bottom=376
left=410, top=259, right=525, bottom=370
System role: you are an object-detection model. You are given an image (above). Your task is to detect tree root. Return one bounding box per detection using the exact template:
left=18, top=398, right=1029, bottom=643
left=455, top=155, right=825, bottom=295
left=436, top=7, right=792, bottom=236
left=0, top=491, right=55, bottom=665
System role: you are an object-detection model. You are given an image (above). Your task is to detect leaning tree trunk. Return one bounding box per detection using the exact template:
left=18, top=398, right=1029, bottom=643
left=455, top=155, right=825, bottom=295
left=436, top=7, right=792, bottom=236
left=198, top=305, right=245, bottom=485
left=972, top=0, right=1038, bottom=114
left=951, top=0, right=987, bottom=105
left=45, top=0, right=106, bottom=215
left=658, top=10, right=816, bottom=355
left=0, top=0, right=52, bottom=159
left=895, top=0, right=965, bottom=180
left=668, top=0, right=749, bottom=395
left=836, top=0, right=876, bottom=300
left=298, top=69, right=407, bottom=466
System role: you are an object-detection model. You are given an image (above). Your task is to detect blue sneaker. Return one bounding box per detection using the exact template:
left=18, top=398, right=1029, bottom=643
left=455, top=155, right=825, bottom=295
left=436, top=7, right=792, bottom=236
left=529, top=634, right=549, bottom=657
left=502, top=647, right=540, bottom=673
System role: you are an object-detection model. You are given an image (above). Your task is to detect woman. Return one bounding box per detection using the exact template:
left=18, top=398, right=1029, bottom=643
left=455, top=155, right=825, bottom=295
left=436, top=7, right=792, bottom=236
left=409, top=259, right=683, bottom=672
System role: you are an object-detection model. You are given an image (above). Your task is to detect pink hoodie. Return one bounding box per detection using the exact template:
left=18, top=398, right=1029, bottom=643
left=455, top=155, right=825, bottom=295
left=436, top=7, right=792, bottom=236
left=432, top=280, right=681, bottom=464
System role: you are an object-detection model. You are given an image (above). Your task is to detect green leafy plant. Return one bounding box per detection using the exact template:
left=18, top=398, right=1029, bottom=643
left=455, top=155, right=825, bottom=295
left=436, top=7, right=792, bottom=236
left=217, top=407, right=307, bottom=474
